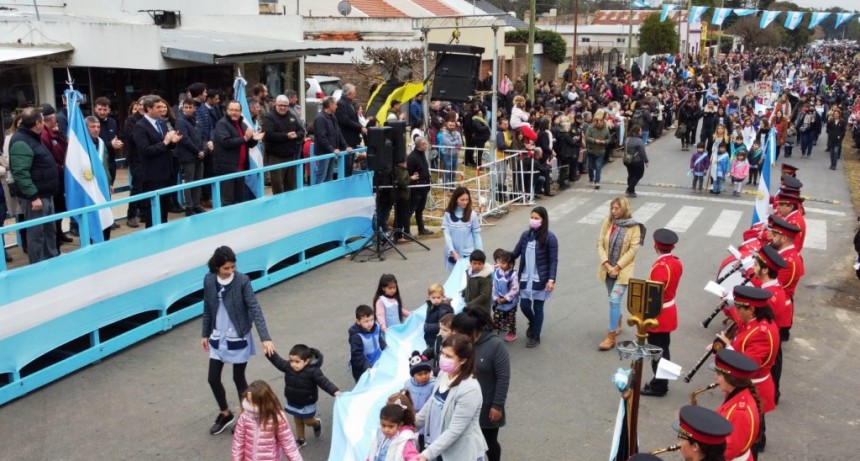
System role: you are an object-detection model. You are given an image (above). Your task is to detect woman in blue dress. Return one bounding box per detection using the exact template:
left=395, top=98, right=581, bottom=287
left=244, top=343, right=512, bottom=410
left=200, top=246, right=275, bottom=435
left=441, top=186, right=483, bottom=273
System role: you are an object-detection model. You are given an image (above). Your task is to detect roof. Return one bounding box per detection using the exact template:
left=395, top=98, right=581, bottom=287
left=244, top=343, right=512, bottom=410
left=411, top=0, right=458, bottom=16
left=348, top=0, right=408, bottom=17
left=592, top=9, right=688, bottom=25
left=159, top=29, right=352, bottom=65
left=0, top=43, right=74, bottom=63
left=473, top=0, right=528, bottom=28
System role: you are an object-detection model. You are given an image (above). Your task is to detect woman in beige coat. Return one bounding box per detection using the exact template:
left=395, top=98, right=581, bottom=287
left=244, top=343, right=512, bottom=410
left=596, top=196, right=643, bottom=350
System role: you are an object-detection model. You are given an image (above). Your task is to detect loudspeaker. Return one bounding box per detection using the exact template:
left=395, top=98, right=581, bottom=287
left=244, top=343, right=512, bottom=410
left=432, top=53, right=480, bottom=102
left=385, top=120, right=407, bottom=164
left=366, top=126, right=393, bottom=172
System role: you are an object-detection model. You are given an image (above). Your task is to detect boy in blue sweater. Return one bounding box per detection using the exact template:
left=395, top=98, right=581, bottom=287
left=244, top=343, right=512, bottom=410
left=403, top=351, right=435, bottom=451
left=348, top=304, right=387, bottom=382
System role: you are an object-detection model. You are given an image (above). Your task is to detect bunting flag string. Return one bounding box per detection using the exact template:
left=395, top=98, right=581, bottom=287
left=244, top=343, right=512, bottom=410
left=689, top=6, right=708, bottom=24
left=835, top=12, right=856, bottom=29
left=784, top=11, right=804, bottom=31
left=660, top=4, right=677, bottom=23
left=631, top=0, right=650, bottom=8
left=808, top=12, right=831, bottom=29
left=760, top=10, right=781, bottom=29
left=711, top=7, right=733, bottom=26
left=733, top=8, right=757, bottom=17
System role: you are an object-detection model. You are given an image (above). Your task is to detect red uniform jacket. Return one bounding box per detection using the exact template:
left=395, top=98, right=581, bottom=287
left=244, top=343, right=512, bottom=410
left=777, top=245, right=804, bottom=299
left=648, top=253, right=683, bottom=333
left=731, top=319, right=780, bottom=413
left=718, top=388, right=759, bottom=461
left=784, top=209, right=806, bottom=253
left=761, top=279, right=791, bottom=328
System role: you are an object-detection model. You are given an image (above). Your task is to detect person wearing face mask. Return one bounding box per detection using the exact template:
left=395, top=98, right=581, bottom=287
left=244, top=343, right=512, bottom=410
left=596, top=196, right=643, bottom=351
left=231, top=380, right=304, bottom=461
left=415, top=333, right=487, bottom=461
left=510, top=206, right=559, bottom=348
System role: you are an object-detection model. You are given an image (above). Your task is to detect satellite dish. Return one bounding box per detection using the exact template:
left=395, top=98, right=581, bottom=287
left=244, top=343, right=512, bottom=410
left=338, top=1, right=352, bottom=16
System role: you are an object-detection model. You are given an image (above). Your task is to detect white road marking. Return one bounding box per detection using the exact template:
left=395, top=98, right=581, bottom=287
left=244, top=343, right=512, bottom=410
left=578, top=200, right=612, bottom=225
left=793, top=337, right=817, bottom=352
left=664, top=206, right=704, bottom=233
left=707, top=210, right=744, bottom=238
left=549, top=196, right=592, bottom=219
left=633, top=202, right=665, bottom=224
left=804, top=219, right=827, bottom=250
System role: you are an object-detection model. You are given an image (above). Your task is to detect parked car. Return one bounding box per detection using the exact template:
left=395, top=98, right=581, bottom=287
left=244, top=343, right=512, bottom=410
left=305, top=75, right=342, bottom=101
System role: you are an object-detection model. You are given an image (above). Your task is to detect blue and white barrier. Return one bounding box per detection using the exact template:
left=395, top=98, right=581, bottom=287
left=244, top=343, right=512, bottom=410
left=329, top=259, right=469, bottom=461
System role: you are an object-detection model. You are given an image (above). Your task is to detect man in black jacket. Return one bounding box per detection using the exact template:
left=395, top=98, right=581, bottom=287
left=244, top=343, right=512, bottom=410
left=175, top=99, right=206, bottom=216
left=406, top=137, right=433, bottom=236
left=9, top=107, right=59, bottom=263
left=94, top=97, right=123, bottom=187
left=132, top=96, right=182, bottom=227
left=262, top=94, right=305, bottom=193
left=122, top=97, right=145, bottom=227
left=314, top=97, right=351, bottom=184
left=335, top=84, right=365, bottom=177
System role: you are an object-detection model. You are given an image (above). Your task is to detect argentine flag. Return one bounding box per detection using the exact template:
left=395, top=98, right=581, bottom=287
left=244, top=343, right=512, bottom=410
left=808, top=12, right=830, bottom=29
left=631, top=0, right=650, bottom=8
left=835, top=12, right=855, bottom=29
left=784, top=11, right=804, bottom=31
left=733, top=9, right=756, bottom=17
left=689, top=6, right=708, bottom=24
left=712, top=8, right=733, bottom=26
left=232, top=76, right=265, bottom=198
left=660, top=4, right=676, bottom=22
left=752, top=128, right=776, bottom=225
left=64, top=89, right=112, bottom=242
left=760, top=11, right=781, bottom=29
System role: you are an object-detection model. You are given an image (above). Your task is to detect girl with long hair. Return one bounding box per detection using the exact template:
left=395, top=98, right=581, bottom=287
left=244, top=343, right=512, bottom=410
left=441, top=186, right=483, bottom=273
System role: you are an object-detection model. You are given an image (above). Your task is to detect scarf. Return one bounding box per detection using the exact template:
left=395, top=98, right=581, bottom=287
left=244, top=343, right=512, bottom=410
left=607, top=218, right=638, bottom=266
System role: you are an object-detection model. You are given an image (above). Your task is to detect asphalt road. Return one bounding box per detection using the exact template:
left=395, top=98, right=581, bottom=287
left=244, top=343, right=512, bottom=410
left=1, top=124, right=858, bottom=461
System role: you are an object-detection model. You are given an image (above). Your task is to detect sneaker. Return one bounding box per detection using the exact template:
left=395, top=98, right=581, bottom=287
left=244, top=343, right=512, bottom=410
left=295, top=438, right=307, bottom=449
left=504, top=331, right=517, bottom=342
left=525, top=337, right=540, bottom=348
left=526, top=324, right=534, bottom=339
left=193, top=206, right=207, bottom=214
left=313, top=420, right=322, bottom=438
left=126, top=217, right=140, bottom=228
left=209, top=411, right=235, bottom=435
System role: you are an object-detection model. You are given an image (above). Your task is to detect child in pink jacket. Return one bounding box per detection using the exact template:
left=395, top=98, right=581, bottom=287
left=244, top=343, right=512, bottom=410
left=729, top=150, right=749, bottom=197
left=367, top=391, right=421, bottom=461
left=232, top=380, right=304, bottom=461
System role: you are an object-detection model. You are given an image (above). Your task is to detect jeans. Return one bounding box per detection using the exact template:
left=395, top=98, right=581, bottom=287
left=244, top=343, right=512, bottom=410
left=641, top=130, right=650, bottom=145
left=207, top=358, right=248, bottom=412
left=587, top=154, right=604, bottom=184
left=441, top=151, right=458, bottom=185
left=17, top=196, right=58, bottom=264
left=313, top=156, right=335, bottom=184
left=604, top=277, right=627, bottom=332
left=181, top=161, right=203, bottom=208
left=712, top=176, right=725, bottom=193
left=520, top=298, right=546, bottom=339
left=830, top=142, right=842, bottom=168
left=799, top=130, right=814, bottom=156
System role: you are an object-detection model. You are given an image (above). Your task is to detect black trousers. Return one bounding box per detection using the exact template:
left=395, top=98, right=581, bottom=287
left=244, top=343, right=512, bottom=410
left=207, top=358, right=248, bottom=412
left=376, top=192, right=393, bottom=232
left=481, top=427, right=501, bottom=461
left=647, top=332, right=671, bottom=392
left=142, top=181, right=171, bottom=228
left=127, top=164, right=144, bottom=220
left=625, top=162, right=645, bottom=194
left=409, top=187, right=430, bottom=233
left=394, top=197, right=410, bottom=235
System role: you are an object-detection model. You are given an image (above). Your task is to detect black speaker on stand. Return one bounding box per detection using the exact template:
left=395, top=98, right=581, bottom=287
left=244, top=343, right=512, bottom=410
left=429, top=44, right=485, bottom=102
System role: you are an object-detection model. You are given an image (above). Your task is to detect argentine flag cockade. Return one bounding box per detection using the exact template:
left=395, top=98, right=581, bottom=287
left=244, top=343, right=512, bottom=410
left=233, top=76, right=265, bottom=197
left=752, top=127, right=776, bottom=226
left=64, top=89, right=113, bottom=241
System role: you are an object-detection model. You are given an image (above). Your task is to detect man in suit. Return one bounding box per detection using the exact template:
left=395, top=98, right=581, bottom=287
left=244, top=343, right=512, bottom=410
left=132, top=95, right=182, bottom=228
left=335, top=83, right=366, bottom=177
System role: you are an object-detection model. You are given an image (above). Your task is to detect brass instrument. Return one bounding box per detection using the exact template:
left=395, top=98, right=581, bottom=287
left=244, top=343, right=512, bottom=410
left=690, top=382, right=719, bottom=406
left=649, top=444, right=681, bottom=455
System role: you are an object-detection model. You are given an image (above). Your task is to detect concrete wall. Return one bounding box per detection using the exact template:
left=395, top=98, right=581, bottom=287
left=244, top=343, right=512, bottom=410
left=275, top=0, right=369, bottom=18
left=0, top=0, right=259, bottom=19
left=303, top=17, right=415, bottom=36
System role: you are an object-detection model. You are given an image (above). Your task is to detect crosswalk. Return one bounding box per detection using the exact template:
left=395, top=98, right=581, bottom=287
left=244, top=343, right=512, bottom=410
left=550, top=194, right=831, bottom=251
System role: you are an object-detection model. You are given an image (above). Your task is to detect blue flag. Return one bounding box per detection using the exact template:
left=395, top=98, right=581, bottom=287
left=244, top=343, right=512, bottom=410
left=660, top=4, right=676, bottom=22
left=689, top=6, right=708, bottom=24
left=232, top=76, right=265, bottom=197
left=64, top=89, right=113, bottom=241
left=784, top=11, right=804, bottom=31
left=760, top=11, right=781, bottom=29
left=835, top=12, right=855, bottom=29
left=712, top=8, right=732, bottom=26
left=752, top=128, right=776, bottom=226
left=733, top=8, right=756, bottom=17
left=631, top=0, right=650, bottom=8
left=808, top=12, right=830, bottom=29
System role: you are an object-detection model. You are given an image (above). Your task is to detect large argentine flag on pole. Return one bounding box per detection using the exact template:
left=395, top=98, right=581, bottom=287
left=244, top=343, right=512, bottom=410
left=232, top=76, right=265, bottom=197
left=752, top=128, right=776, bottom=225
left=64, top=89, right=112, bottom=241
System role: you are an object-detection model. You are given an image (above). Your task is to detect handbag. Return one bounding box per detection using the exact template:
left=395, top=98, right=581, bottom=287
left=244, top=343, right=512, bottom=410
left=675, top=123, right=687, bottom=138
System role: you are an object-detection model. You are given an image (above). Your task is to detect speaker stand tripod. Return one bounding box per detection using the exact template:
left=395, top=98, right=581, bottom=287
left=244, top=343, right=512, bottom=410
left=350, top=211, right=405, bottom=261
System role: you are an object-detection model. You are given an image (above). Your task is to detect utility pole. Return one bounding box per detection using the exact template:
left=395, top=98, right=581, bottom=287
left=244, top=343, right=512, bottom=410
left=572, top=0, right=579, bottom=80
left=685, top=0, right=692, bottom=66
left=676, top=0, right=682, bottom=59
left=527, top=0, right=536, bottom=101
left=715, top=0, right=725, bottom=65
left=626, top=0, right=634, bottom=67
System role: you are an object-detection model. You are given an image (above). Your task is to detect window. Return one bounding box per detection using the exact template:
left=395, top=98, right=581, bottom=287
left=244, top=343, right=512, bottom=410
left=581, top=37, right=591, bottom=43
left=617, top=38, right=626, bottom=43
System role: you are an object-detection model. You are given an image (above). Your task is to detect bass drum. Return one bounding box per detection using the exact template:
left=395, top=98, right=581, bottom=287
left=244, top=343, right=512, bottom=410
left=716, top=239, right=762, bottom=294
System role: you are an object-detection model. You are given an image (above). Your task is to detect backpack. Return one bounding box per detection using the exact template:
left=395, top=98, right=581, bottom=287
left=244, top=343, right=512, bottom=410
left=622, top=139, right=639, bottom=166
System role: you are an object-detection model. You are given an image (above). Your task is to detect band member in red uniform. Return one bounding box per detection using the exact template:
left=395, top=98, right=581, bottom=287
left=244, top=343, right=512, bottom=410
left=767, top=216, right=804, bottom=340
left=673, top=405, right=733, bottom=461
left=753, top=245, right=791, bottom=405
left=641, top=229, right=683, bottom=397
left=775, top=192, right=806, bottom=253
left=716, top=285, right=778, bottom=453
left=711, top=349, right=761, bottom=461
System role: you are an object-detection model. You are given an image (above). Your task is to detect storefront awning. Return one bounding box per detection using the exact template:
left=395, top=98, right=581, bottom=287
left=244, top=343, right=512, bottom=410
left=0, top=44, right=74, bottom=63
left=160, top=30, right=351, bottom=65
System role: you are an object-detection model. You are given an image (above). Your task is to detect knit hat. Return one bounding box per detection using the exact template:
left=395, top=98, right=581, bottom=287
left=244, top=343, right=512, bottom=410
left=409, top=351, right=431, bottom=376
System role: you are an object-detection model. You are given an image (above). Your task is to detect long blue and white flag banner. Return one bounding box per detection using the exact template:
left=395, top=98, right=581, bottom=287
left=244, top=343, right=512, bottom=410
left=784, top=11, right=804, bottom=31
left=64, top=88, right=113, bottom=241
left=752, top=128, right=776, bottom=226
left=233, top=76, right=265, bottom=197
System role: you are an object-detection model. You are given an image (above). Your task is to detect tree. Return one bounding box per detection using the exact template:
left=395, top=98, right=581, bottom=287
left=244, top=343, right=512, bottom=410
left=351, top=47, right=424, bottom=81
left=728, top=16, right=782, bottom=49
left=638, top=12, right=679, bottom=55
left=506, top=29, right=568, bottom=64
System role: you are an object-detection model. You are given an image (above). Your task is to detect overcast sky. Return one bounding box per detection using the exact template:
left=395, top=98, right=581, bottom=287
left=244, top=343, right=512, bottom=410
left=771, top=0, right=854, bottom=10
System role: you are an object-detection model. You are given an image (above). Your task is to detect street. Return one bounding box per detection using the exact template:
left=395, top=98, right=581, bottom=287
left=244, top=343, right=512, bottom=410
left=1, top=127, right=858, bottom=461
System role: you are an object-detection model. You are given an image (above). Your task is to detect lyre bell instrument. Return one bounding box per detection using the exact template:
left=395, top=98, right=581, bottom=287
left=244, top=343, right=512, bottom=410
left=649, top=444, right=681, bottom=455
left=690, top=382, right=719, bottom=406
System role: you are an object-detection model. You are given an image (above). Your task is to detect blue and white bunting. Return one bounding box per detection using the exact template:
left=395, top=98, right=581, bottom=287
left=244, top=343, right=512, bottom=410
left=712, top=7, right=733, bottom=26
left=733, top=8, right=756, bottom=17
left=64, top=89, right=113, bottom=241
left=752, top=128, right=776, bottom=226
left=631, top=0, right=650, bottom=8
left=808, top=12, right=830, bottom=29
left=232, top=76, right=265, bottom=198
left=784, top=11, right=804, bottom=30
left=835, top=12, right=855, bottom=28
left=689, top=6, right=708, bottom=24
left=660, top=4, right=677, bottom=22
left=760, top=11, right=781, bottom=29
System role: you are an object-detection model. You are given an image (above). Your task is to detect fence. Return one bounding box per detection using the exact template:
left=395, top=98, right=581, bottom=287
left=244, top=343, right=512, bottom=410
left=0, top=149, right=373, bottom=405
